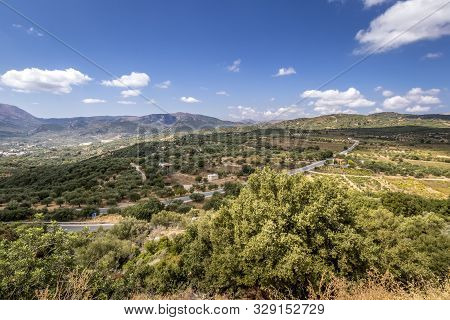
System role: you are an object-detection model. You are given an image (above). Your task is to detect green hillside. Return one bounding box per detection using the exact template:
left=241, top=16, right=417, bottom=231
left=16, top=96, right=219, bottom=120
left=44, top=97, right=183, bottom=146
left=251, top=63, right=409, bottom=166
left=277, top=113, right=450, bottom=129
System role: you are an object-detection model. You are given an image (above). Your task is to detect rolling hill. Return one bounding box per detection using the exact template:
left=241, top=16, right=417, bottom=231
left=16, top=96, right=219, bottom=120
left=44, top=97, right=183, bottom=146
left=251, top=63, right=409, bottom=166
left=276, top=112, right=450, bottom=129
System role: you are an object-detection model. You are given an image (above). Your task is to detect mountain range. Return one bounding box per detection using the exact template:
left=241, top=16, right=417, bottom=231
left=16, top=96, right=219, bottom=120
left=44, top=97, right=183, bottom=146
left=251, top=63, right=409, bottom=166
left=0, top=104, right=238, bottom=138
left=1, top=103, right=449, bottom=139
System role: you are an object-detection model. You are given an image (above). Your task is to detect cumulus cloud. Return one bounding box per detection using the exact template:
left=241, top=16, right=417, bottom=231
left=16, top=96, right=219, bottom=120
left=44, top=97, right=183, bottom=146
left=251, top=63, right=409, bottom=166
left=301, top=87, right=375, bottom=114
left=406, top=105, right=430, bottom=112
left=370, top=107, right=384, bottom=113
left=383, top=96, right=411, bottom=109
left=216, top=90, right=229, bottom=96
left=263, top=106, right=300, bottom=117
left=227, top=59, right=241, bottom=72
left=383, top=87, right=440, bottom=110
left=180, top=96, right=201, bottom=103
left=0, top=68, right=91, bottom=94
left=228, top=105, right=258, bottom=119
left=155, top=80, right=171, bottom=89
left=228, top=105, right=308, bottom=120
left=315, top=106, right=359, bottom=115
left=355, top=0, right=450, bottom=54
left=121, top=89, right=141, bottom=98
left=82, top=98, right=106, bottom=104
left=117, top=101, right=136, bottom=105
left=423, top=52, right=443, bottom=59
left=408, top=87, right=440, bottom=95
left=382, top=90, right=394, bottom=97
left=101, top=72, right=150, bottom=88
left=273, top=67, right=296, bottom=77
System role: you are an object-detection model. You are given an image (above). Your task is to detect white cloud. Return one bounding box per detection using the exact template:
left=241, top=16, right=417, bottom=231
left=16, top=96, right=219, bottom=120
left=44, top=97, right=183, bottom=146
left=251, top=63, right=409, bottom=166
left=382, top=90, right=394, bottom=97
left=270, top=97, right=276, bottom=101
left=228, top=104, right=308, bottom=120
left=363, top=0, right=390, bottom=8
left=117, top=101, right=136, bottom=105
left=273, top=67, right=296, bottom=77
left=227, top=59, right=241, bottom=72
left=82, top=98, right=106, bottom=104
left=228, top=105, right=258, bottom=119
left=370, top=107, right=384, bottom=113
left=302, top=87, right=375, bottom=113
left=355, top=0, right=450, bottom=54
left=216, top=90, right=229, bottom=96
left=121, top=89, right=141, bottom=98
left=423, top=52, right=443, bottom=59
left=407, top=87, right=441, bottom=104
left=314, top=106, right=359, bottom=115
left=101, top=72, right=150, bottom=88
left=406, top=105, right=431, bottom=112
left=374, top=86, right=383, bottom=92
left=263, top=106, right=299, bottom=117
left=155, top=80, right=171, bottom=89
left=383, top=96, right=411, bottom=109
left=0, top=68, right=91, bottom=94
left=383, top=87, right=440, bottom=110
left=408, top=87, right=440, bottom=95
left=180, top=96, right=201, bottom=103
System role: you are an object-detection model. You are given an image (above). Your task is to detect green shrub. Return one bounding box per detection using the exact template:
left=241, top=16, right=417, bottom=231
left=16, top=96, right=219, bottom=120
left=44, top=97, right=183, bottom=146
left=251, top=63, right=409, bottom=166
left=189, top=193, right=205, bottom=202
left=122, top=197, right=164, bottom=221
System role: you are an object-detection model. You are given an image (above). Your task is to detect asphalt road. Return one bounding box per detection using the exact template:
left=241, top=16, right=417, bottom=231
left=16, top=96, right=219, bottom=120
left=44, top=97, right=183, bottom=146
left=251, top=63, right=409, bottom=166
left=162, top=189, right=225, bottom=205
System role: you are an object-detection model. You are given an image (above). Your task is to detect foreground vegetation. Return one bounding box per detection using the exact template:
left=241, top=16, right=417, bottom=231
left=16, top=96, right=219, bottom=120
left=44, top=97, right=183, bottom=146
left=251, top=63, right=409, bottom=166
left=1, top=168, right=448, bottom=299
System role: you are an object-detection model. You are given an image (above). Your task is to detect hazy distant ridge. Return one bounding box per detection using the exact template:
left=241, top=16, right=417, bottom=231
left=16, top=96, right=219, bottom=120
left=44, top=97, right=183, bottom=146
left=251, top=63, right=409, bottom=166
left=1, top=103, right=449, bottom=138
left=0, top=104, right=237, bottom=137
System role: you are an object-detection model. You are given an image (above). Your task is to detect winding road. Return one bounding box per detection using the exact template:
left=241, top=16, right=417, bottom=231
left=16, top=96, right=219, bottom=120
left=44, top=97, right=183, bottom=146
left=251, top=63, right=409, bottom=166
left=130, top=162, right=147, bottom=182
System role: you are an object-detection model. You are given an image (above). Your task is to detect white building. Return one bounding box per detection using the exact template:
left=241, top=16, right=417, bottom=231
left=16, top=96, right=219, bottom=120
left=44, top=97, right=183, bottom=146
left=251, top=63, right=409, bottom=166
left=207, top=173, right=219, bottom=182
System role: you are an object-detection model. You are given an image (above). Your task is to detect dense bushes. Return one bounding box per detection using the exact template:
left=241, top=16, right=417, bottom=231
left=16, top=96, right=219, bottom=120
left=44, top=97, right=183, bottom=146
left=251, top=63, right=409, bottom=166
left=175, top=168, right=368, bottom=297
left=121, top=197, right=164, bottom=221
left=358, top=159, right=450, bottom=178
left=0, top=206, right=99, bottom=222
left=0, top=207, right=34, bottom=221
left=44, top=208, right=85, bottom=221
left=0, top=225, right=83, bottom=299
left=202, top=192, right=225, bottom=210
left=0, top=168, right=448, bottom=299
left=126, top=168, right=449, bottom=298
left=380, top=192, right=449, bottom=218
left=189, top=193, right=205, bottom=202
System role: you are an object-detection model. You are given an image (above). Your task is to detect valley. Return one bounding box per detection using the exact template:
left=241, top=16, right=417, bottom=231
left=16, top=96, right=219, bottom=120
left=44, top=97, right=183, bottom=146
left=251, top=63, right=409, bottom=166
left=1, top=104, right=449, bottom=300
left=0, top=105, right=448, bottom=223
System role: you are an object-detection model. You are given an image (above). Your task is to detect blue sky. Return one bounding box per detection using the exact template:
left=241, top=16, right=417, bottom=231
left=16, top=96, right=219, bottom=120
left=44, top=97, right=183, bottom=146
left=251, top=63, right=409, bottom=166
left=0, top=0, right=449, bottom=120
